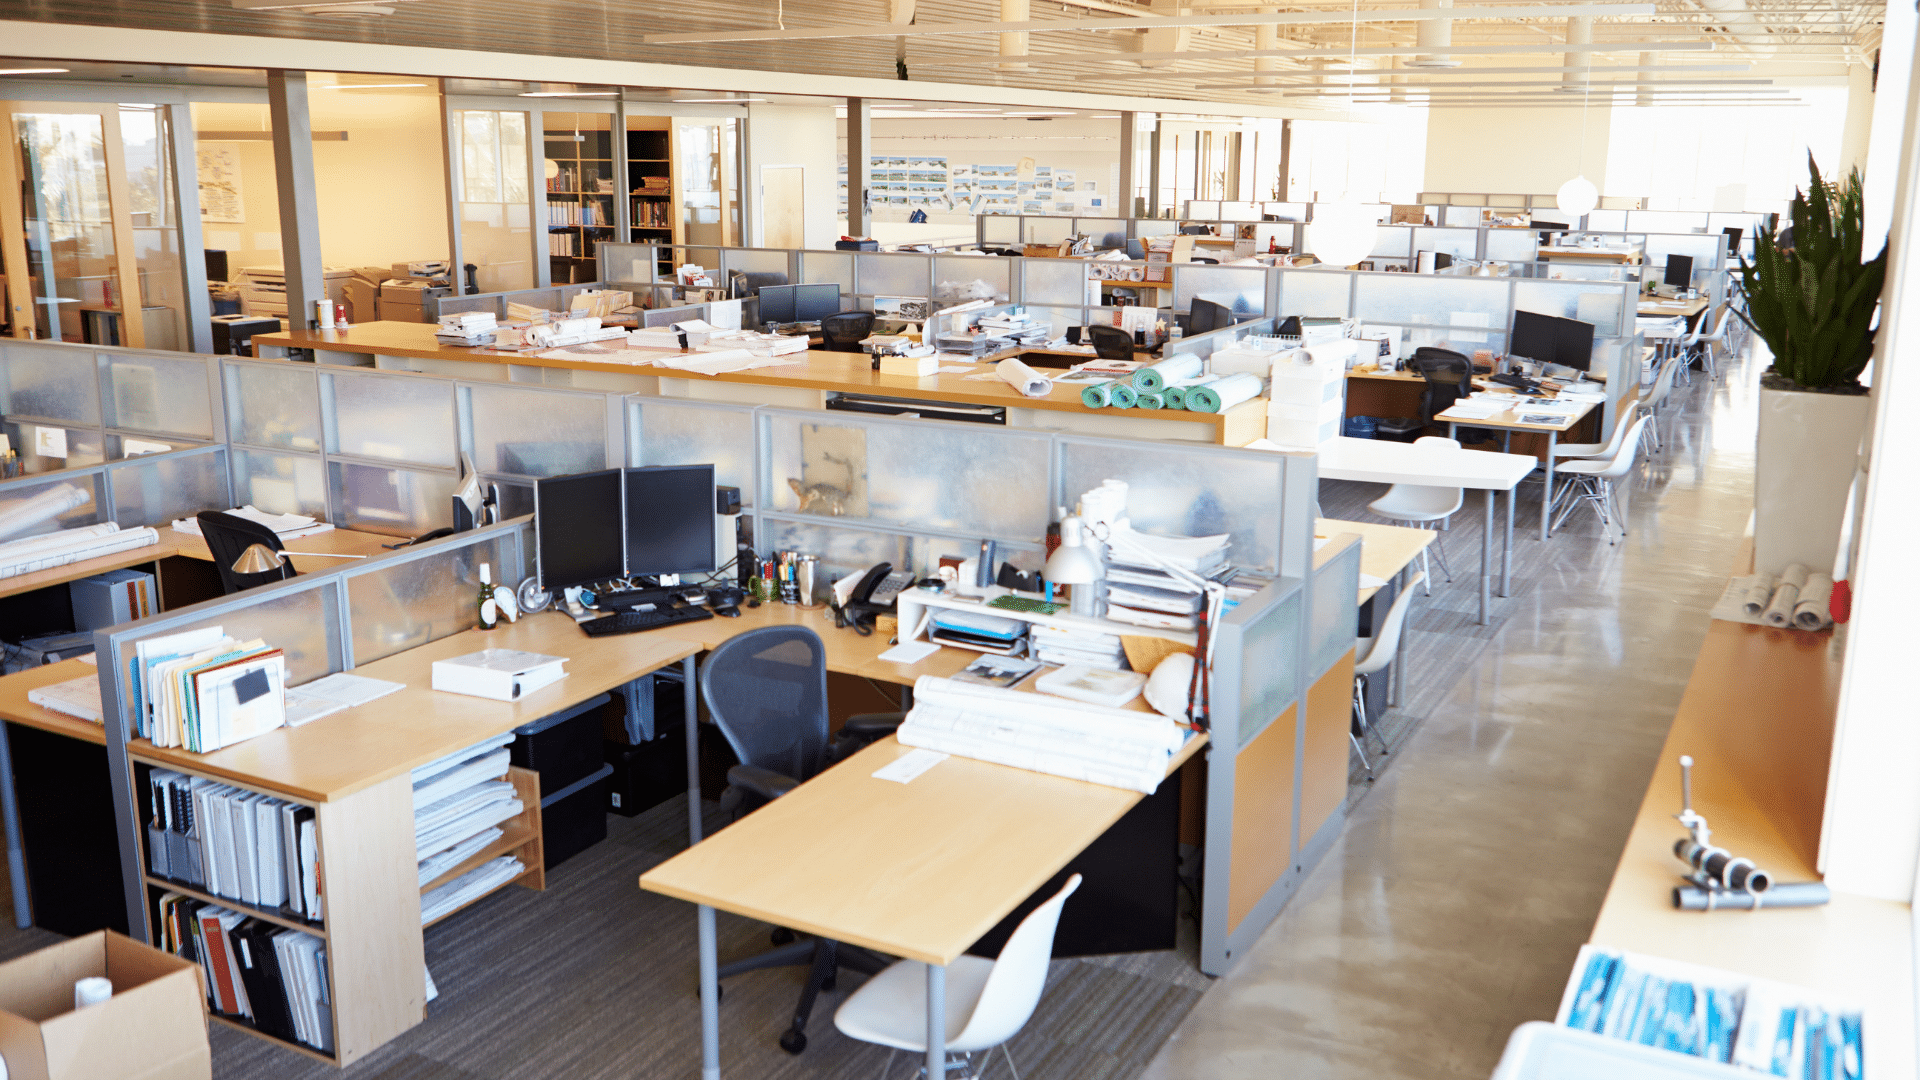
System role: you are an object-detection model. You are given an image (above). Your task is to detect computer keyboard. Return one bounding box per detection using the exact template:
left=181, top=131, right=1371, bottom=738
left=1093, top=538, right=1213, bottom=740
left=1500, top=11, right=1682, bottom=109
left=1489, top=372, right=1542, bottom=392
left=580, top=605, right=715, bottom=637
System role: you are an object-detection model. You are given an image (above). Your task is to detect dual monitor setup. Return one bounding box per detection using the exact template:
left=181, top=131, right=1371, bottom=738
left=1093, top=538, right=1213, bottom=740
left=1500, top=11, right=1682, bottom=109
left=755, top=283, right=842, bottom=327
left=1509, top=310, right=1597, bottom=374
left=533, top=465, right=719, bottom=597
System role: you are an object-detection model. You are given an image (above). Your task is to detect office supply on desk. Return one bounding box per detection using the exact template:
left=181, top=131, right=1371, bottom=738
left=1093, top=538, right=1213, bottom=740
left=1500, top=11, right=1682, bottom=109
left=281, top=672, right=403, bottom=727
left=68, top=567, right=154, bottom=629
left=898, top=675, right=1183, bottom=793
left=995, top=356, right=1053, bottom=397
left=430, top=649, right=567, bottom=701
left=26, top=674, right=103, bottom=722
left=580, top=605, right=715, bottom=637
left=0, top=523, right=160, bottom=581
left=951, top=654, right=1040, bottom=689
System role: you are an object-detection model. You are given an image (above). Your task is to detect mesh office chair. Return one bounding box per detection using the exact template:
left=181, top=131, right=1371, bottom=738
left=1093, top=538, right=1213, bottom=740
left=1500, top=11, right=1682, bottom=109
left=1086, top=325, right=1135, bottom=361
left=195, top=511, right=296, bottom=595
left=1125, top=239, right=1146, bottom=260
left=700, top=626, right=903, bottom=1054
left=820, top=312, right=875, bottom=353
left=1407, top=349, right=1488, bottom=443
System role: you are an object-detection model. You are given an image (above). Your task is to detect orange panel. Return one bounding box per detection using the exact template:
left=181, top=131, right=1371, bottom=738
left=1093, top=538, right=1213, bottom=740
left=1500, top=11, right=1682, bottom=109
left=1229, top=704, right=1297, bottom=935
left=1300, top=649, right=1357, bottom=848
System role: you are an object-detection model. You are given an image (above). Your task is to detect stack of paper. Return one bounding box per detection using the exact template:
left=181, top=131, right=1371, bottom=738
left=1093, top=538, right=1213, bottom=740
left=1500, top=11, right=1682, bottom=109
left=1029, top=623, right=1127, bottom=670
left=0, top=523, right=161, bottom=580
left=130, top=626, right=288, bottom=752
left=420, top=855, right=526, bottom=924
left=626, top=326, right=684, bottom=349
left=413, top=735, right=522, bottom=891
left=1437, top=399, right=1504, bottom=421
left=283, top=671, right=404, bottom=727
left=147, top=770, right=320, bottom=919
left=27, top=673, right=103, bottom=722
left=696, top=330, right=811, bottom=357
left=172, top=506, right=334, bottom=541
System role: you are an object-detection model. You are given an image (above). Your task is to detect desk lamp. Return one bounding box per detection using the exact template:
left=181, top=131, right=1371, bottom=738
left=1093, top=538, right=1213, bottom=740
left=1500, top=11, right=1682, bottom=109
left=230, top=544, right=365, bottom=577
left=1043, top=516, right=1103, bottom=618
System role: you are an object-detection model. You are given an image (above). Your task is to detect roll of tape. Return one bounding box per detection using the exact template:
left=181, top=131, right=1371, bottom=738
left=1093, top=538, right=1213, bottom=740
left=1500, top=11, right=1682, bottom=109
left=74, top=977, right=112, bottom=1009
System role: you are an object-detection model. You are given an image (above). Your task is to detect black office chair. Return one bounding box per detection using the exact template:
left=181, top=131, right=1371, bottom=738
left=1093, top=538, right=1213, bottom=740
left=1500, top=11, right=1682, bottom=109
left=1180, top=225, right=1213, bottom=236
left=1407, top=349, right=1490, bottom=444
left=195, top=511, right=297, bottom=595
left=1189, top=257, right=1219, bottom=265
left=1125, top=239, right=1146, bottom=260
left=1086, top=325, right=1135, bottom=361
left=819, top=312, right=875, bottom=353
left=701, top=626, right=903, bottom=1055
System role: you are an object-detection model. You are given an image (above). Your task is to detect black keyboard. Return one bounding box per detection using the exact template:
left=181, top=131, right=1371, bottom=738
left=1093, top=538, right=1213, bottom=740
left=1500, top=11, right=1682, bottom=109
left=1489, top=372, right=1542, bottom=392
left=580, top=605, right=715, bottom=637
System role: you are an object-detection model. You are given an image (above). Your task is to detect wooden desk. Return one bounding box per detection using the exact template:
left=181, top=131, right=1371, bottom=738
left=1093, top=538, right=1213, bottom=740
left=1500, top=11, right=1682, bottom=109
left=0, top=657, right=107, bottom=745
left=0, top=533, right=178, bottom=603
left=1637, top=297, right=1711, bottom=321
left=253, top=323, right=1265, bottom=447
left=1316, top=517, right=1434, bottom=604
left=0, top=526, right=393, bottom=607
left=1540, top=245, right=1641, bottom=265
left=1439, top=394, right=1599, bottom=542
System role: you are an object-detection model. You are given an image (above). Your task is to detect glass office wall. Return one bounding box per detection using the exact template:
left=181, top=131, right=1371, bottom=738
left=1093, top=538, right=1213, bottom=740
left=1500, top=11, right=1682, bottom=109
left=310, top=76, right=450, bottom=274
left=1, top=105, right=137, bottom=346
left=188, top=102, right=282, bottom=292
left=676, top=118, right=739, bottom=248
left=542, top=111, right=614, bottom=285
left=453, top=109, right=534, bottom=292
left=119, top=105, right=188, bottom=352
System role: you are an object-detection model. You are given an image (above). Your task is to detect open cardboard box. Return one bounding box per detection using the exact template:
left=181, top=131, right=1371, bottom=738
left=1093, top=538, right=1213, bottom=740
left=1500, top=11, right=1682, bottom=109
left=0, top=931, right=209, bottom=1080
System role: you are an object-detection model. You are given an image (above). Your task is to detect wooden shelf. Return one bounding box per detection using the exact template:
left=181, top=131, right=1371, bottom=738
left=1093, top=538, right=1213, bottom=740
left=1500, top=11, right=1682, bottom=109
left=419, top=822, right=537, bottom=894
left=145, top=875, right=327, bottom=937
left=423, top=862, right=544, bottom=929
left=421, top=766, right=545, bottom=927
left=209, top=1013, right=336, bottom=1065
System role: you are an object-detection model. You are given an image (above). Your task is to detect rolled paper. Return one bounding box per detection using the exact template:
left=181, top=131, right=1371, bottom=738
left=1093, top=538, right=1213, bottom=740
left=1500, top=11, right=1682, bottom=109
left=1136, top=391, right=1165, bottom=410
left=1133, top=353, right=1204, bottom=392
left=1162, top=387, right=1188, bottom=410
left=1741, top=573, right=1776, bottom=617
left=1763, top=563, right=1810, bottom=627
left=1793, top=572, right=1835, bottom=630
left=1110, top=384, right=1138, bottom=409
left=0, top=483, right=92, bottom=542
left=74, top=976, right=112, bottom=1008
left=1187, top=372, right=1264, bottom=414
left=996, top=356, right=1053, bottom=398
left=1081, top=381, right=1114, bottom=408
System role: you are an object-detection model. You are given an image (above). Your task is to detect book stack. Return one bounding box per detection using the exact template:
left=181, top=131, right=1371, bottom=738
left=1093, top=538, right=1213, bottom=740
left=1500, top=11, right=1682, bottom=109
left=421, top=856, right=528, bottom=925
left=1103, top=527, right=1230, bottom=632
left=128, top=627, right=287, bottom=752
left=170, top=506, right=334, bottom=541
left=147, top=770, right=322, bottom=919
left=413, top=736, right=524, bottom=897
left=157, top=894, right=333, bottom=1054
left=1029, top=622, right=1127, bottom=670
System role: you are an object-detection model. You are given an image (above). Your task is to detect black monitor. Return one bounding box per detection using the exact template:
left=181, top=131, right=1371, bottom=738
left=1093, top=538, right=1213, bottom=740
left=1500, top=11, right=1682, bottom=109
left=757, top=284, right=798, bottom=325
left=205, top=249, right=229, bottom=283
left=794, top=283, right=841, bottom=323
left=1552, top=316, right=1596, bottom=373
left=1188, top=297, right=1234, bottom=336
left=1532, top=220, right=1568, bottom=245
left=1664, top=254, right=1694, bottom=290
left=1722, top=227, right=1743, bottom=257
left=534, top=469, right=625, bottom=592
left=624, top=465, right=716, bottom=578
left=1509, top=310, right=1559, bottom=366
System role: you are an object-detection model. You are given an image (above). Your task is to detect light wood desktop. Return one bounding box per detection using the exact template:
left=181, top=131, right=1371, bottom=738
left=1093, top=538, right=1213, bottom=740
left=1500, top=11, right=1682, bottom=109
left=1539, top=244, right=1641, bottom=264
left=1637, top=296, right=1712, bottom=321
left=169, top=525, right=396, bottom=575
left=0, top=526, right=395, bottom=605
left=1315, top=518, right=1434, bottom=605
left=0, top=656, right=108, bottom=745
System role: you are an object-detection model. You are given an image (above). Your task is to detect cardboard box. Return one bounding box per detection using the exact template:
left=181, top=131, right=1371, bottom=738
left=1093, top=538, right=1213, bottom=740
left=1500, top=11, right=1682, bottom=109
left=0, top=931, right=209, bottom=1080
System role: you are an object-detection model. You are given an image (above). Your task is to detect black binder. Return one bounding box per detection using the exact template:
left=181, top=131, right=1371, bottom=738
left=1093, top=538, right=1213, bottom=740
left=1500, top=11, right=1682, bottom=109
left=229, top=920, right=298, bottom=1043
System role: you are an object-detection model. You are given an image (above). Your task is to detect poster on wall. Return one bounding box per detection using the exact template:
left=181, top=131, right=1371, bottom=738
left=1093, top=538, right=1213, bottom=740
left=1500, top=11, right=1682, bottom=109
left=197, top=144, right=244, bottom=224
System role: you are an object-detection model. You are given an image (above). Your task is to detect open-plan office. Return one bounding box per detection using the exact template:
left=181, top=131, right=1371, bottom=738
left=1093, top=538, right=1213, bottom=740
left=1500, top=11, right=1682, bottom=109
left=0, top=6, right=1913, bottom=1079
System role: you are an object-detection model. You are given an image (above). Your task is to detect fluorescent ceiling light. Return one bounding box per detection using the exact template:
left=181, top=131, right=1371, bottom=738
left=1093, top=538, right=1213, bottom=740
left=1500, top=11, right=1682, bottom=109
left=0, top=68, right=70, bottom=75
left=520, top=90, right=618, bottom=97
left=642, top=3, right=1654, bottom=45
left=912, top=40, right=1710, bottom=68
left=322, top=82, right=428, bottom=89
left=671, top=97, right=767, bottom=103
left=1205, top=78, right=1774, bottom=90
left=1124, top=62, right=1751, bottom=81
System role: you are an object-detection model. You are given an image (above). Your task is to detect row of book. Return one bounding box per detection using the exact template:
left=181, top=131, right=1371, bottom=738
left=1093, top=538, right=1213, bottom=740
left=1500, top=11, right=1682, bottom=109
left=148, top=768, right=322, bottom=921
left=546, top=201, right=608, bottom=227
left=157, top=894, right=334, bottom=1054
left=414, top=735, right=523, bottom=901
left=549, top=233, right=586, bottom=257
left=631, top=199, right=674, bottom=227
left=127, top=625, right=286, bottom=752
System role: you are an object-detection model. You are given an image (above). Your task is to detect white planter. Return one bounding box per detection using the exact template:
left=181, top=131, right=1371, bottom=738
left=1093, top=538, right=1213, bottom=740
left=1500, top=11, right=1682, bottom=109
left=1753, top=385, right=1872, bottom=576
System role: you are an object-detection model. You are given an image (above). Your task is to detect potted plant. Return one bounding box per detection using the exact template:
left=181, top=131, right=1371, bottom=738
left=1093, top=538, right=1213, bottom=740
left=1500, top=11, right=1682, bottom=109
left=1737, top=156, right=1886, bottom=576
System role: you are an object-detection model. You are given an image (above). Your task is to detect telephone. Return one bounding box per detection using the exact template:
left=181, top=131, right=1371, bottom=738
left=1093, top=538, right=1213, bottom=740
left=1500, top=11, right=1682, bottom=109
left=834, top=563, right=917, bottom=634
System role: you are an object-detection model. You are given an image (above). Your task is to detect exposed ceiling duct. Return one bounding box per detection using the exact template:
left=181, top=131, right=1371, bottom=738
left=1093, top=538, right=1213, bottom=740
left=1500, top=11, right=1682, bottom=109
left=1409, top=0, right=1464, bottom=67
left=1694, top=0, right=1780, bottom=54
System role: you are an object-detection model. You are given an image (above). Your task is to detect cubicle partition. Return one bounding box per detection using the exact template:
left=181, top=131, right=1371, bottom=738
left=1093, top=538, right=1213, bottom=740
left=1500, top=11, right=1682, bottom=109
left=426, top=282, right=618, bottom=321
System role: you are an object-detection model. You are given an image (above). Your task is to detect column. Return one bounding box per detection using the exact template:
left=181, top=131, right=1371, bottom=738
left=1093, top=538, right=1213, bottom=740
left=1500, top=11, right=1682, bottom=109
left=267, top=70, right=325, bottom=328
left=846, top=97, right=871, bottom=237
left=1119, top=113, right=1137, bottom=219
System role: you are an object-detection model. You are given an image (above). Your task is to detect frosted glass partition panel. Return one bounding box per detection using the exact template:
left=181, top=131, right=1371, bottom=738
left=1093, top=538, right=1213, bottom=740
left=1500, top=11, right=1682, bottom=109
left=1056, top=439, right=1283, bottom=574
left=348, top=533, right=518, bottom=664
left=630, top=398, right=757, bottom=506
left=1078, top=219, right=1128, bottom=249
left=1235, top=588, right=1301, bottom=746
left=226, top=362, right=321, bottom=453
left=721, top=248, right=790, bottom=276
left=595, top=242, right=656, bottom=282
left=936, top=256, right=1008, bottom=302
left=1634, top=211, right=1704, bottom=234
left=110, top=449, right=228, bottom=529
left=1136, top=219, right=1176, bottom=239
left=1024, top=306, right=1082, bottom=336
left=1023, top=258, right=1092, bottom=306
left=230, top=448, right=327, bottom=519
left=1484, top=229, right=1539, bottom=263
left=798, top=251, right=854, bottom=289
left=0, top=423, right=104, bottom=472
left=1586, top=209, right=1629, bottom=231
left=1644, top=233, right=1724, bottom=271
left=1277, top=270, right=1353, bottom=318
left=327, top=372, right=457, bottom=468
left=760, top=518, right=911, bottom=588
left=466, top=384, right=608, bottom=478
left=0, top=472, right=106, bottom=540
left=1353, top=274, right=1508, bottom=329
left=1442, top=206, right=1481, bottom=227
left=1412, top=227, right=1478, bottom=261
left=1369, top=227, right=1413, bottom=259
left=1515, top=280, right=1628, bottom=336
left=683, top=247, right=722, bottom=273
left=1, top=344, right=100, bottom=424
left=763, top=412, right=1052, bottom=539
left=1174, top=266, right=1266, bottom=314
left=138, top=584, right=342, bottom=684
left=1309, top=540, right=1359, bottom=678
left=1024, top=218, right=1071, bottom=246
left=328, top=460, right=459, bottom=537
left=1254, top=223, right=1293, bottom=251
left=979, top=216, right=1019, bottom=246
left=102, top=354, right=214, bottom=439
left=855, top=253, right=932, bottom=298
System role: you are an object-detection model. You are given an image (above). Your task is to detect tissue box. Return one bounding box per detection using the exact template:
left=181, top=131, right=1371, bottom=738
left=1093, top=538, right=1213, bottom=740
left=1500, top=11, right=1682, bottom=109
left=879, top=354, right=940, bottom=377
left=0, top=931, right=210, bottom=1080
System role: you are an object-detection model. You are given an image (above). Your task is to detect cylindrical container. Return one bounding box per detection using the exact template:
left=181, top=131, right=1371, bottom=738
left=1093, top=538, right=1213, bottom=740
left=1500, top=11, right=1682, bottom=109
left=1080, top=382, right=1114, bottom=409
left=1109, top=384, right=1138, bottom=409
left=314, top=299, right=334, bottom=329
left=1134, top=353, right=1203, bottom=392
left=1162, top=386, right=1188, bottom=410
left=797, top=556, right=819, bottom=607
left=1136, top=391, right=1165, bottom=410
left=74, top=977, right=112, bottom=1009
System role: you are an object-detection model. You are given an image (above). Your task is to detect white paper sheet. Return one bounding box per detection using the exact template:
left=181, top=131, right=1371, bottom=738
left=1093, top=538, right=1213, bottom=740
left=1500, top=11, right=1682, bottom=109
left=878, top=640, right=942, bottom=664
left=872, top=749, right=948, bottom=784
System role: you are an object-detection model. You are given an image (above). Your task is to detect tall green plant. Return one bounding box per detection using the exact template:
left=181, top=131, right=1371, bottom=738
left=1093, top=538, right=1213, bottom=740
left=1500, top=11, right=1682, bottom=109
left=1738, top=156, right=1887, bottom=390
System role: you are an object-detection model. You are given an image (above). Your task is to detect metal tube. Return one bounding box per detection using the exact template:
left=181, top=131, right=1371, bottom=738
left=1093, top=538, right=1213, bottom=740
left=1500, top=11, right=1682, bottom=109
left=0, top=724, right=29, bottom=929
left=927, top=963, right=947, bottom=1080
left=1542, top=432, right=1558, bottom=540
left=1479, top=489, right=1492, bottom=624
left=1674, top=882, right=1828, bottom=911
left=699, top=903, right=722, bottom=1080
left=684, top=655, right=702, bottom=846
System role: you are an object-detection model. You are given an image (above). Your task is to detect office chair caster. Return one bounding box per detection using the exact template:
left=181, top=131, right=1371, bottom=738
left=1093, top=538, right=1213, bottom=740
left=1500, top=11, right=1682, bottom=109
left=771, top=927, right=795, bottom=945
left=780, top=1027, right=808, bottom=1054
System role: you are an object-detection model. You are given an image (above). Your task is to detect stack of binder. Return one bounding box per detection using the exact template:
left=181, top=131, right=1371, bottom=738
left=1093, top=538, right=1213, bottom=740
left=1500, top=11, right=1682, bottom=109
left=147, top=770, right=322, bottom=920
left=413, top=735, right=524, bottom=892
left=127, top=626, right=287, bottom=752
left=156, top=894, right=333, bottom=1054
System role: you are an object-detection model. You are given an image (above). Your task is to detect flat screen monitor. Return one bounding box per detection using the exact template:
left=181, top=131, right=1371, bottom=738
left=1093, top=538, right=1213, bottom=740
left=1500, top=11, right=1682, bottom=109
left=756, top=284, right=798, bottom=325
left=534, top=469, right=625, bottom=592
left=1722, top=227, right=1743, bottom=257
left=1508, top=310, right=1559, bottom=366
left=1664, top=254, right=1694, bottom=290
left=1553, top=316, right=1596, bottom=373
left=1188, top=297, right=1234, bottom=336
left=794, top=283, right=842, bottom=323
left=1417, top=250, right=1453, bottom=273
left=625, top=465, right=716, bottom=578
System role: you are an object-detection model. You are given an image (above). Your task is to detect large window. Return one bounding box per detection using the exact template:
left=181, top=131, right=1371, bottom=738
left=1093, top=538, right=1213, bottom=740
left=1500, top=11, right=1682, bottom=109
left=1605, top=88, right=1848, bottom=212
left=453, top=110, right=532, bottom=292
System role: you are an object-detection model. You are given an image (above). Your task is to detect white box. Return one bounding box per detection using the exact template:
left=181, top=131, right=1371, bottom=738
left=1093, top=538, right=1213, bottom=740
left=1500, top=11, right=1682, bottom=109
left=431, top=649, right=568, bottom=702
left=879, top=354, right=940, bottom=377
left=1266, top=410, right=1342, bottom=449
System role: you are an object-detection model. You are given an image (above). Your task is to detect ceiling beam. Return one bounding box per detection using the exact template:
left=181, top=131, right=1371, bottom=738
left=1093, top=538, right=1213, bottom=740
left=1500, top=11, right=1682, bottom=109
left=1115, top=61, right=1754, bottom=78
left=909, top=39, right=1715, bottom=66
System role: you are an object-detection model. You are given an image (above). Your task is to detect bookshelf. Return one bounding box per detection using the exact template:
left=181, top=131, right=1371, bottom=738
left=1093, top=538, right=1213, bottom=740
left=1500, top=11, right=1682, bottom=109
left=543, top=114, right=617, bottom=286
left=626, top=118, right=678, bottom=278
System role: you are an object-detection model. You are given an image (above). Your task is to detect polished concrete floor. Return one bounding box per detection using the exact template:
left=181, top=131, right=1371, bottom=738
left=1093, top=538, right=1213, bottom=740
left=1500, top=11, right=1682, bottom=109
left=1141, top=344, right=1763, bottom=1080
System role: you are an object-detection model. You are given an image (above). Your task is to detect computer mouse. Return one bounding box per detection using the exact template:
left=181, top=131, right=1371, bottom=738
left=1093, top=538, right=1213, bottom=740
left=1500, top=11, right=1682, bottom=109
left=714, top=604, right=741, bottom=618
left=747, top=596, right=761, bottom=608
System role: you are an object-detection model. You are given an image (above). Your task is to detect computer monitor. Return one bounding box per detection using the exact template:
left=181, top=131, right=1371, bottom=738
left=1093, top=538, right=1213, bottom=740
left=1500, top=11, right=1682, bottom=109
left=1722, top=227, right=1743, bottom=258
left=1417, top=250, right=1453, bottom=273
left=1663, top=254, right=1694, bottom=291
left=1188, top=297, right=1235, bottom=336
left=534, top=469, right=625, bottom=592
left=624, top=465, right=716, bottom=578
left=1509, top=310, right=1559, bottom=366
left=756, top=284, right=798, bottom=325
left=1532, top=221, right=1568, bottom=245
left=1552, top=316, right=1596, bottom=373
left=794, top=283, right=841, bottom=323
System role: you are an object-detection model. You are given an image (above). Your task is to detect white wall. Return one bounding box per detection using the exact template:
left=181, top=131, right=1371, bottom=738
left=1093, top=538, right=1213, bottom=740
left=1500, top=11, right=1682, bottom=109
left=308, top=83, right=450, bottom=269
left=190, top=102, right=284, bottom=276
left=1425, top=100, right=1613, bottom=197
left=747, top=103, right=839, bottom=249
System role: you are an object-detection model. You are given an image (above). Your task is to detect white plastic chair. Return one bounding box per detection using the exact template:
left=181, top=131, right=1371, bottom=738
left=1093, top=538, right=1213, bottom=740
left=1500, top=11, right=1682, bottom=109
left=1352, top=571, right=1425, bottom=780
left=1681, top=304, right=1736, bottom=381
left=834, top=875, right=1082, bottom=1080
left=1636, top=358, right=1681, bottom=453
left=1366, top=436, right=1461, bottom=596
left=1551, top=415, right=1654, bottom=544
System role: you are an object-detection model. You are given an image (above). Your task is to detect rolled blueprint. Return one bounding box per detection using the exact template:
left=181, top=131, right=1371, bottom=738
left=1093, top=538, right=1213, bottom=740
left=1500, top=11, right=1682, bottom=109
left=1763, top=563, right=1810, bottom=627
left=1132, top=353, right=1203, bottom=392
left=1136, top=391, right=1165, bottom=410
left=1161, top=386, right=1189, bottom=410
left=0, top=483, right=93, bottom=542
left=1673, top=882, right=1830, bottom=911
left=1110, top=384, right=1139, bottom=409
left=1081, top=381, right=1117, bottom=409
left=1741, top=572, right=1777, bottom=618
left=996, top=356, right=1054, bottom=398
left=1793, top=572, right=1835, bottom=630
left=1185, top=372, right=1264, bottom=414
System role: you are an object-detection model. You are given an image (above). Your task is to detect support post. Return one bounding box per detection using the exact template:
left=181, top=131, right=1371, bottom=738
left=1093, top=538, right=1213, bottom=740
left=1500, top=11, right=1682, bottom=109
left=846, top=97, right=872, bottom=237
left=164, top=101, right=213, bottom=354
left=1118, top=113, right=1137, bottom=221
left=267, top=71, right=325, bottom=329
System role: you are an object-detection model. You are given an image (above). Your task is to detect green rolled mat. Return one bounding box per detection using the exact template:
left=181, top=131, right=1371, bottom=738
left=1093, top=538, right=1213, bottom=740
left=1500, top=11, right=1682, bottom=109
left=1137, top=391, right=1165, bottom=409
left=1110, top=384, right=1138, bottom=409
left=1162, top=386, right=1188, bottom=410
left=1133, top=353, right=1204, bottom=393
left=1186, top=372, right=1264, bottom=414
left=1081, top=381, right=1115, bottom=408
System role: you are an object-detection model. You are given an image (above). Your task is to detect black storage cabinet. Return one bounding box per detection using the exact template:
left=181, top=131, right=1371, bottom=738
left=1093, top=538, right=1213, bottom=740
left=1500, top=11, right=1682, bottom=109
left=511, top=694, right=611, bottom=869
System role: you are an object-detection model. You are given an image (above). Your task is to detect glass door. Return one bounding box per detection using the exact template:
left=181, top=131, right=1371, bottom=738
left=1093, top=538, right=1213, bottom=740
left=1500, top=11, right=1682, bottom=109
left=675, top=118, right=740, bottom=248
left=450, top=109, right=534, bottom=293
left=0, top=102, right=144, bottom=346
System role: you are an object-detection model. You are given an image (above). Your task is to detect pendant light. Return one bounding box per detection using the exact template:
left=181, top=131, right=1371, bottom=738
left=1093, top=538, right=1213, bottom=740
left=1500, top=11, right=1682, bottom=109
left=1556, top=59, right=1600, bottom=221
left=1304, top=0, right=1380, bottom=269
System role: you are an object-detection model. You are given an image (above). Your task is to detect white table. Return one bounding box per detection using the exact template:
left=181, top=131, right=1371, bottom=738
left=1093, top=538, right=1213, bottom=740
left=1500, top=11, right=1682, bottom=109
left=1313, top=437, right=1537, bottom=625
